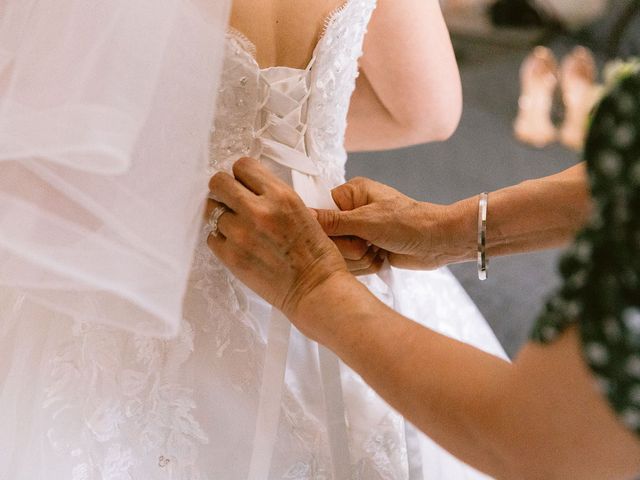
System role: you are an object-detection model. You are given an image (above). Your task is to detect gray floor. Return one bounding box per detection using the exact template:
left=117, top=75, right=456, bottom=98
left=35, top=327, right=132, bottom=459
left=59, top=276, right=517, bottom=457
left=346, top=42, right=580, bottom=358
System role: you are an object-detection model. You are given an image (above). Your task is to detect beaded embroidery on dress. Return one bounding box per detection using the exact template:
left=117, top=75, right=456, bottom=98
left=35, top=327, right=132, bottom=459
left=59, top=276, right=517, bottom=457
left=0, top=1, right=506, bottom=478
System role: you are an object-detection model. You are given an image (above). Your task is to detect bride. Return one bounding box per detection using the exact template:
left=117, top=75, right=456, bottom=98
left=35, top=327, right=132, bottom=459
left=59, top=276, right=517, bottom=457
left=0, top=0, right=504, bottom=478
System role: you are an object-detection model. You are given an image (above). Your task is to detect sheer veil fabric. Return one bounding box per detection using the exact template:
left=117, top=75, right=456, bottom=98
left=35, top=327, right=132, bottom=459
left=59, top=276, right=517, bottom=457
left=0, top=0, right=231, bottom=338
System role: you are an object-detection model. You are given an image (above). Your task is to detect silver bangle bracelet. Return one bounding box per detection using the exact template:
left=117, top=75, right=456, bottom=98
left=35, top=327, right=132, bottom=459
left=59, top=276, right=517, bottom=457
left=477, top=192, right=489, bottom=281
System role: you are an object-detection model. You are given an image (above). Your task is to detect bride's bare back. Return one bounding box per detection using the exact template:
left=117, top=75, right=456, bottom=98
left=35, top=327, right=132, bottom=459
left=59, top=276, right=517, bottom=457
left=230, top=0, right=464, bottom=151
left=230, top=0, right=346, bottom=70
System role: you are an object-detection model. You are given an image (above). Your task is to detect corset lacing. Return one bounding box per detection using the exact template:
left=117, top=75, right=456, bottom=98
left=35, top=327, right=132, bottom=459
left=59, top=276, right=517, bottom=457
left=251, top=59, right=325, bottom=187
left=245, top=58, right=352, bottom=480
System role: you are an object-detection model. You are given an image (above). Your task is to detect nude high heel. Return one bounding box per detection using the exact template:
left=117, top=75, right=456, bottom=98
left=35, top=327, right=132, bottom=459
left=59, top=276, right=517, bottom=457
left=559, top=46, right=600, bottom=152
left=514, top=46, right=559, bottom=148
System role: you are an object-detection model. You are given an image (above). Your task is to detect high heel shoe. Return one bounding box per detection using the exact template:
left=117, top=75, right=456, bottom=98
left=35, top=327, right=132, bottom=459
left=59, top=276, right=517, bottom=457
left=559, top=46, right=600, bottom=151
left=514, top=46, right=559, bottom=148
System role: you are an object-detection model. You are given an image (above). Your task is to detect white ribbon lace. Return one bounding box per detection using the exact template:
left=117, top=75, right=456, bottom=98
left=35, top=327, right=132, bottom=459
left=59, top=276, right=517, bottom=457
left=246, top=61, right=428, bottom=479
left=247, top=61, right=352, bottom=480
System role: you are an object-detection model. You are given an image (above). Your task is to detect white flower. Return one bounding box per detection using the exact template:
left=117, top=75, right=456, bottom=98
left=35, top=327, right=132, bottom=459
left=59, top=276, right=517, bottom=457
left=568, top=270, right=587, bottom=289
left=574, top=240, right=592, bottom=262
left=585, top=342, right=609, bottom=366
left=626, top=355, right=640, bottom=378
left=598, top=150, right=622, bottom=178
left=565, top=301, right=581, bottom=319
left=541, top=325, right=558, bottom=342
left=629, top=385, right=640, bottom=406
left=621, top=408, right=640, bottom=430
left=623, top=308, right=640, bottom=334
left=613, top=123, right=635, bottom=148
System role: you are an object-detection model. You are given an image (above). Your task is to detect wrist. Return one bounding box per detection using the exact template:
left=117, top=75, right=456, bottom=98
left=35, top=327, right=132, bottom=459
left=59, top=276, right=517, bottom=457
left=287, top=270, right=366, bottom=346
left=419, top=198, right=477, bottom=267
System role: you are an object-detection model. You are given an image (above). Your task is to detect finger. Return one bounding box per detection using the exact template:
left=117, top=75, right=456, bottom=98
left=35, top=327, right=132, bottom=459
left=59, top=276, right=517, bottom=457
left=232, top=157, right=287, bottom=195
left=333, top=236, right=369, bottom=260
left=209, top=171, right=256, bottom=212
left=315, top=208, right=369, bottom=238
left=350, top=253, right=385, bottom=276
left=345, top=247, right=378, bottom=271
left=331, top=177, right=375, bottom=211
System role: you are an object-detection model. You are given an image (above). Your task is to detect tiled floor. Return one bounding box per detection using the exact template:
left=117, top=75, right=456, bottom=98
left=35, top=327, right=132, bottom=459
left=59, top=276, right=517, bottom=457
left=347, top=41, right=581, bottom=358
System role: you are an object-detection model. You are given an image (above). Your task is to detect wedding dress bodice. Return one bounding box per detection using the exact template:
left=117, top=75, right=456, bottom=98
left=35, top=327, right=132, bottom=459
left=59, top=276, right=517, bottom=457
left=210, top=0, right=376, bottom=195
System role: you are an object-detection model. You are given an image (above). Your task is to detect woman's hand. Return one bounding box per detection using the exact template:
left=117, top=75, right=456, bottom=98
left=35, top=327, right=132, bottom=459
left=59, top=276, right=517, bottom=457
left=315, top=177, right=476, bottom=272
left=319, top=165, right=591, bottom=272
left=206, top=158, right=349, bottom=321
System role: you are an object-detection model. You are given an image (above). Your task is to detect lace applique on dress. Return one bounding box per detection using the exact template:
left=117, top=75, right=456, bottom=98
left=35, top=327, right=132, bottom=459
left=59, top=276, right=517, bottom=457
left=209, top=35, right=260, bottom=175
left=307, top=0, right=378, bottom=186
left=44, top=319, right=209, bottom=480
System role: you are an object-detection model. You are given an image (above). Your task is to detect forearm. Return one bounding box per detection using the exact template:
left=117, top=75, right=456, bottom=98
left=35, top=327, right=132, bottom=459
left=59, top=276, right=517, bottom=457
left=438, top=163, right=591, bottom=264
left=293, top=273, right=640, bottom=479
left=293, top=273, right=515, bottom=478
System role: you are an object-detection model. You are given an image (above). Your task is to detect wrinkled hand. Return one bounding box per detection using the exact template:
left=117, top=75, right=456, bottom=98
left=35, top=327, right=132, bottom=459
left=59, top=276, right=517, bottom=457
left=206, top=158, right=349, bottom=320
left=315, top=177, right=470, bottom=272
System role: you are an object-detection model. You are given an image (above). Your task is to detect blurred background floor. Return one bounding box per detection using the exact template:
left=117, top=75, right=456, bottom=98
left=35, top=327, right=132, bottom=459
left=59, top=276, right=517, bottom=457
left=347, top=41, right=581, bottom=358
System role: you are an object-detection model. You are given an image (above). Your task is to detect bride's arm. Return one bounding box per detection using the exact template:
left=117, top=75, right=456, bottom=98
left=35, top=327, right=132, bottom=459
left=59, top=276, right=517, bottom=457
left=345, top=0, right=462, bottom=151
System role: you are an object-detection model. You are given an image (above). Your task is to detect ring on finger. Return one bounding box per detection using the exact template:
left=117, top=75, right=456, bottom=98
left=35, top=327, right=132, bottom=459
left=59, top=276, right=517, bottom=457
left=208, top=204, right=229, bottom=237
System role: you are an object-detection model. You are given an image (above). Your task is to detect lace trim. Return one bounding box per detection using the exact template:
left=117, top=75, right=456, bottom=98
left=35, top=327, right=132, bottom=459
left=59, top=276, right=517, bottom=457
left=226, top=26, right=257, bottom=60
left=320, top=0, right=354, bottom=39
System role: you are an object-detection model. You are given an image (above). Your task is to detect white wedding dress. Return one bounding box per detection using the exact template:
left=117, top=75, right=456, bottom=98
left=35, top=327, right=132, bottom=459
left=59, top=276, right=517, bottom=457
left=0, top=0, right=505, bottom=479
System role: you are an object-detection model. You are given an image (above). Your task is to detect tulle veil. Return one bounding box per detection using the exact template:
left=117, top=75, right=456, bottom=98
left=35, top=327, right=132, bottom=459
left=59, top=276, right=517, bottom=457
left=0, top=0, right=231, bottom=337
